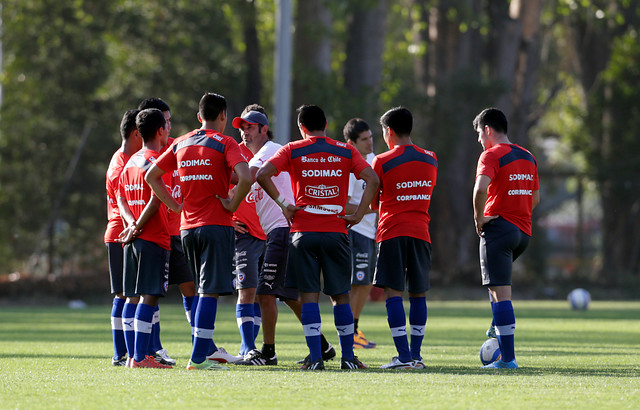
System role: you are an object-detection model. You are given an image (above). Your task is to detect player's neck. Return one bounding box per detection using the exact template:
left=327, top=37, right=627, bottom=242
left=144, top=139, right=162, bottom=153
left=391, top=136, right=413, bottom=148
left=122, top=139, right=141, bottom=156
left=200, top=121, right=224, bottom=134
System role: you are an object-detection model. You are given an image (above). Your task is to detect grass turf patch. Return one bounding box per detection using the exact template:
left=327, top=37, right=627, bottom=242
left=0, top=300, right=638, bottom=409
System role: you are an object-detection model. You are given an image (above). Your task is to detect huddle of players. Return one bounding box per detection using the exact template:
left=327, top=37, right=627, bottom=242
left=105, top=91, right=538, bottom=371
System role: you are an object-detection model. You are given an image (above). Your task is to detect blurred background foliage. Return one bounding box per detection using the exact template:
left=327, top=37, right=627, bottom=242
left=1, top=0, right=639, bottom=297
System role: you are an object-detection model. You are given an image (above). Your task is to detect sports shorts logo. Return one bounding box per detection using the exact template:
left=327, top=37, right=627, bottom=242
left=356, top=271, right=365, bottom=281
left=305, top=184, right=339, bottom=198
left=237, top=273, right=245, bottom=282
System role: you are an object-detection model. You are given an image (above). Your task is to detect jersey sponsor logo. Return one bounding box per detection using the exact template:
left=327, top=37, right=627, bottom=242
left=396, top=180, right=432, bottom=189
left=301, top=169, right=343, bottom=177
left=179, top=159, right=211, bottom=167
left=124, top=184, right=144, bottom=191
left=508, top=173, right=534, bottom=181
left=305, top=184, right=339, bottom=198
left=172, top=170, right=179, bottom=177
left=304, top=204, right=343, bottom=215
left=171, top=184, right=181, bottom=199
left=327, top=156, right=341, bottom=162
left=397, top=194, right=431, bottom=201
left=508, top=189, right=533, bottom=196
left=245, top=191, right=257, bottom=203
left=127, top=199, right=146, bottom=206
left=180, top=174, right=213, bottom=182
left=301, top=156, right=318, bottom=163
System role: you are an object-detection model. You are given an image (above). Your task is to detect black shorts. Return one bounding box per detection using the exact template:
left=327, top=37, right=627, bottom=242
left=123, top=238, right=169, bottom=297
left=348, top=230, right=377, bottom=286
left=259, top=227, right=299, bottom=300
left=106, top=242, right=124, bottom=294
left=168, top=236, right=194, bottom=286
left=286, top=232, right=351, bottom=296
left=234, top=232, right=265, bottom=290
left=479, top=217, right=530, bottom=286
left=374, top=236, right=431, bottom=293
left=181, top=225, right=234, bottom=295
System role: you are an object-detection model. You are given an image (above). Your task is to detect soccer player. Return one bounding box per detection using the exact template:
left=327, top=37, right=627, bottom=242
left=145, top=92, right=252, bottom=371
left=233, top=105, right=335, bottom=366
left=472, top=108, right=539, bottom=369
left=371, top=107, right=437, bottom=370
left=231, top=139, right=266, bottom=359
left=343, top=118, right=378, bottom=349
left=256, top=104, right=379, bottom=370
left=104, top=109, right=142, bottom=366
left=137, top=97, right=197, bottom=366
left=117, top=108, right=172, bottom=369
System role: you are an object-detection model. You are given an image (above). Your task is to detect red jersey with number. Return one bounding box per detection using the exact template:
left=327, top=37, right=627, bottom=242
left=160, top=137, right=182, bottom=236
left=105, top=148, right=129, bottom=243
left=267, top=136, right=370, bottom=234
left=233, top=143, right=266, bottom=240
left=371, top=144, right=437, bottom=243
left=476, top=143, right=539, bottom=236
left=118, top=148, right=170, bottom=250
left=154, top=129, right=246, bottom=230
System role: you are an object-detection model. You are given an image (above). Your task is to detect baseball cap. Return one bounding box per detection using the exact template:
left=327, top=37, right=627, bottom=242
left=232, top=111, right=269, bottom=129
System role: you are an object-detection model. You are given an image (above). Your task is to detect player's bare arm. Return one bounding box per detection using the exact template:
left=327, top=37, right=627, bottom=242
left=473, top=174, right=498, bottom=236
left=256, top=161, right=302, bottom=225
left=117, top=196, right=162, bottom=243
left=145, top=163, right=181, bottom=214
left=340, top=167, right=379, bottom=229
left=218, top=161, right=251, bottom=212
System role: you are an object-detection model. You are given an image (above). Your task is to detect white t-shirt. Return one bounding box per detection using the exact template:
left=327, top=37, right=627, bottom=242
left=249, top=141, right=295, bottom=234
left=347, top=152, right=377, bottom=239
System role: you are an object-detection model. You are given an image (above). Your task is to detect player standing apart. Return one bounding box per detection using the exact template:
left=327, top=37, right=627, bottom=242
left=472, top=108, right=539, bottom=369
left=256, top=105, right=379, bottom=370
left=146, top=92, right=252, bottom=370
left=104, top=109, right=142, bottom=366
left=371, top=107, right=437, bottom=370
left=117, top=108, right=172, bottom=369
left=234, top=105, right=335, bottom=366
left=343, top=118, right=378, bottom=349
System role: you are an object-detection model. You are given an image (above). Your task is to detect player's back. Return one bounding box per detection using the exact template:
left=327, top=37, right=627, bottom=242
left=156, top=129, right=246, bottom=230
left=373, top=144, right=437, bottom=243
left=105, top=148, right=129, bottom=242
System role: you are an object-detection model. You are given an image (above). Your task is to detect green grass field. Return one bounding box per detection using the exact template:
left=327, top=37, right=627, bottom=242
left=1, top=300, right=638, bottom=409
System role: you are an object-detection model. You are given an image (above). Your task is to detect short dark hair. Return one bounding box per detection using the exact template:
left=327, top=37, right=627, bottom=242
left=137, top=97, right=171, bottom=113
left=296, top=105, right=326, bottom=132
left=380, top=107, right=412, bottom=136
left=473, top=108, right=508, bottom=134
left=242, top=103, right=273, bottom=140
left=120, top=109, right=140, bottom=140
left=343, top=118, right=370, bottom=143
left=136, top=108, right=166, bottom=143
left=199, top=92, right=227, bottom=122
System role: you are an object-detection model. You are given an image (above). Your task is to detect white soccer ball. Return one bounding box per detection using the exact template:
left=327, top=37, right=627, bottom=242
left=568, top=288, right=591, bottom=310
left=480, top=338, right=501, bottom=365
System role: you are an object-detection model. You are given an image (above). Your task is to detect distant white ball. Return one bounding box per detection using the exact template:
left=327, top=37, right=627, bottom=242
left=568, top=288, right=591, bottom=310
left=480, top=338, right=501, bottom=365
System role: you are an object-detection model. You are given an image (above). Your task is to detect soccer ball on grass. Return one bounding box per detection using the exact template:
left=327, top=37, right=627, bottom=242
left=480, top=338, right=501, bottom=365
left=568, top=288, right=591, bottom=310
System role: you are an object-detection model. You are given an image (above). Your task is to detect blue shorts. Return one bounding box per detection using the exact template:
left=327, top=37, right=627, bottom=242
left=259, top=227, right=299, bottom=300
left=106, top=242, right=124, bottom=294
left=123, top=238, right=169, bottom=297
left=479, top=217, right=530, bottom=286
left=169, top=236, right=194, bottom=286
left=234, top=232, right=265, bottom=290
left=374, top=236, right=431, bottom=293
left=286, top=232, right=351, bottom=296
left=348, top=230, right=377, bottom=286
left=181, top=225, right=235, bottom=295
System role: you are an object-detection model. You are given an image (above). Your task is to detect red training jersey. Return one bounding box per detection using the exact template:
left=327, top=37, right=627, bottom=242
left=154, top=129, right=246, bottom=230
left=160, top=137, right=182, bottom=237
left=233, top=143, right=266, bottom=240
left=118, top=148, right=170, bottom=250
left=371, top=144, right=438, bottom=243
left=267, top=136, right=370, bottom=234
left=104, top=148, right=129, bottom=243
left=476, top=143, right=539, bottom=236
